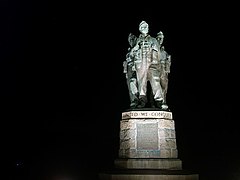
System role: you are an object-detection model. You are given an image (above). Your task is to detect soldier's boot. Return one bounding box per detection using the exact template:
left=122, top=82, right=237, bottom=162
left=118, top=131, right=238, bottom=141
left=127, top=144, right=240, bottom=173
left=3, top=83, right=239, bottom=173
left=155, top=99, right=164, bottom=109
left=161, top=103, right=169, bottom=111
left=137, top=96, right=147, bottom=108
left=130, top=99, right=139, bottom=109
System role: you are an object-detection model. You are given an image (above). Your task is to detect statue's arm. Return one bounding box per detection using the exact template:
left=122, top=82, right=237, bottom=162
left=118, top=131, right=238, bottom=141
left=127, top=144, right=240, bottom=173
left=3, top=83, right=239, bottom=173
left=123, top=60, right=127, bottom=74
left=165, top=55, right=171, bottom=73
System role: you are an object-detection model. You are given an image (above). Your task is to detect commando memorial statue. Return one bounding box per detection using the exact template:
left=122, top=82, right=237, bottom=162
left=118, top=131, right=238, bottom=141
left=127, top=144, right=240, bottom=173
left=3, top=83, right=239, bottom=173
left=99, top=20, right=199, bottom=180
left=123, top=20, right=171, bottom=110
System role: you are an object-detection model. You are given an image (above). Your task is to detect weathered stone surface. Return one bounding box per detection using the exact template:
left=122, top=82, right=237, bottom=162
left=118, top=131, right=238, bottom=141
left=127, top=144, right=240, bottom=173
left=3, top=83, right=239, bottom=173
left=159, top=119, right=175, bottom=128
left=171, top=149, right=178, bottom=158
left=159, top=139, right=177, bottom=149
left=120, top=120, right=136, bottom=129
left=159, top=129, right=176, bottom=138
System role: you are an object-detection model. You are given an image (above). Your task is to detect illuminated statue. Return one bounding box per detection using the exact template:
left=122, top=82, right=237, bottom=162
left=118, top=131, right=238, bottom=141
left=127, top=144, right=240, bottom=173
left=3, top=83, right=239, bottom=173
left=124, top=21, right=171, bottom=110
left=129, top=21, right=164, bottom=108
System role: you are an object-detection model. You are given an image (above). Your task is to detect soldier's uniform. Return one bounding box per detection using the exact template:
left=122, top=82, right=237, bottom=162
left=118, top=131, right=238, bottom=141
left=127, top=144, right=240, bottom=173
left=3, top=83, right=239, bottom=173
left=156, top=31, right=171, bottom=110
left=123, top=48, right=139, bottom=108
left=159, top=46, right=171, bottom=109
left=132, top=33, right=164, bottom=108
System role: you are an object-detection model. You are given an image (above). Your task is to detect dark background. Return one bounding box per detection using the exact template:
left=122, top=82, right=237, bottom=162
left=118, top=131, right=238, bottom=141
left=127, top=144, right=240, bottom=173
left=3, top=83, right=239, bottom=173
left=1, top=1, right=239, bottom=180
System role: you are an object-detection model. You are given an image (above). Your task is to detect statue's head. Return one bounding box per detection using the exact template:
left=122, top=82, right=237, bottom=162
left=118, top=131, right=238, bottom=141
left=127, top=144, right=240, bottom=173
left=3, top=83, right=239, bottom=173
left=157, top=31, right=164, bottom=38
left=157, top=31, right=164, bottom=45
left=139, top=21, right=149, bottom=34
left=128, top=33, right=137, bottom=47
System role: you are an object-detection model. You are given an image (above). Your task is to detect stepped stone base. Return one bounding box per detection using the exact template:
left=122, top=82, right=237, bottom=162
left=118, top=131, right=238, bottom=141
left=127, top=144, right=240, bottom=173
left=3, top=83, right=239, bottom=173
left=99, top=110, right=199, bottom=180
left=114, top=158, right=182, bottom=170
left=99, top=169, right=199, bottom=180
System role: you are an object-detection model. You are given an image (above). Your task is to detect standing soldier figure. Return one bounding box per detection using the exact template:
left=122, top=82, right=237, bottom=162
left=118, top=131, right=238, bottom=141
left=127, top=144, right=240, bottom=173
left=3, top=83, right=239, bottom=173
left=123, top=33, right=139, bottom=108
left=130, top=21, right=164, bottom=108
left=156, top=31, right=171, bottom=110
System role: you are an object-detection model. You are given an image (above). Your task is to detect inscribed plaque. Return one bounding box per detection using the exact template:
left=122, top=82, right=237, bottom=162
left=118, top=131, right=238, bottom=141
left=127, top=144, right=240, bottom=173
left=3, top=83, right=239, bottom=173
left=137, top=123, right=158, bottom=150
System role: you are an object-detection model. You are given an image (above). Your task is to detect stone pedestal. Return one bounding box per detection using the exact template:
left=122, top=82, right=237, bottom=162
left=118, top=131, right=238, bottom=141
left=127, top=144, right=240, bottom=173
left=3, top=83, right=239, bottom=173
left=118, top=110, right=177, bottom=159
left=99, top=110, right=199, bottom=180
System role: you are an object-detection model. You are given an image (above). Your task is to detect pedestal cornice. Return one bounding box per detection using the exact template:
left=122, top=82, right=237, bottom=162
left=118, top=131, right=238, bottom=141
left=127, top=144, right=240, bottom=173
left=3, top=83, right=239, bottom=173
left=122, top=110, right=172, bottom=120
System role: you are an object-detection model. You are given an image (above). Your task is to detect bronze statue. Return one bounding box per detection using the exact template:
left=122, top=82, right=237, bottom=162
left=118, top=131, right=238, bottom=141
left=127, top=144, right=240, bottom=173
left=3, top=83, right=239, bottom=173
left=124, top=21, right=171, bottom=111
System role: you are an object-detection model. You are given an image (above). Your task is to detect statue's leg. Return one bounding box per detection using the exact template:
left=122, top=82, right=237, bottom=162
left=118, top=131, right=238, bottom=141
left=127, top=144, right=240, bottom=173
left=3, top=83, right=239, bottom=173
left=136, top=67, right=148, bottom=108
left=148, top=85, right=156, bottom=108
left=126, top=67, right=139, bottom=108
left=129, top=78, right=139, bottom=108
left=149, top=69, right=164, bottom=109
left=160, top=73, right=169, bottom=110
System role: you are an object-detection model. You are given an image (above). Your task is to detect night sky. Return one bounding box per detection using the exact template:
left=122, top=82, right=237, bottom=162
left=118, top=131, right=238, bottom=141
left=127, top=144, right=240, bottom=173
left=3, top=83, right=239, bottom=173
left=1, top=1, right=240, bottom=180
